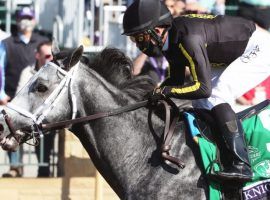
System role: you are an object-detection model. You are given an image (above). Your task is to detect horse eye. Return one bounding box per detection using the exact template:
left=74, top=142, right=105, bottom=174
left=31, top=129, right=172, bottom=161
left=36, top=83, right=48, bottom=93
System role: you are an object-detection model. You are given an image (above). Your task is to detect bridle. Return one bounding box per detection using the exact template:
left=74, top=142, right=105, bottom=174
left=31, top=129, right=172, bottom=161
left=1, top=61, right=185, bottom=169
left=2, top=61, right=78, bottom=144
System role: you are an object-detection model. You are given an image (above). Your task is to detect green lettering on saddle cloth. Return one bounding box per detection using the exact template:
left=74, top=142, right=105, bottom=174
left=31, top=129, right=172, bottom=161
left=198, top=105, right=270, bottom=200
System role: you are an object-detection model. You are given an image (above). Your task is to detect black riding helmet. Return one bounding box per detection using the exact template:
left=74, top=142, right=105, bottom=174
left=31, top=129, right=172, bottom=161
left=157, top=2, right=173, bottom=28
left=122, top=0, right=160, bottom=36
left=122, top=0, right=173, bottom=48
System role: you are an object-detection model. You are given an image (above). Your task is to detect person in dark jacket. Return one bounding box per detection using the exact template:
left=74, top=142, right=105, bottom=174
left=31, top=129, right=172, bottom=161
left=122, top=0, right=270, bottom=183
left=0, top=6, right=49, bottom=177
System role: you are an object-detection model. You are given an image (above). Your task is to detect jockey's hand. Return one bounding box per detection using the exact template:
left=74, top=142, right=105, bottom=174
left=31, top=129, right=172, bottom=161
left=148, top=87, right=166, bottom=105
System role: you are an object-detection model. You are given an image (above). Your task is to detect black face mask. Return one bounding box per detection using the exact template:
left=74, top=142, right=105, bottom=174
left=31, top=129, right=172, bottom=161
left=137, top=40, right=163, bottom=57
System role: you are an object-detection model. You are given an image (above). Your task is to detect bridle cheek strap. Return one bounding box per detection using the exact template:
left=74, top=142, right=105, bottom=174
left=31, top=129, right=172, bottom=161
left=35, top=63, right=79, bottom=124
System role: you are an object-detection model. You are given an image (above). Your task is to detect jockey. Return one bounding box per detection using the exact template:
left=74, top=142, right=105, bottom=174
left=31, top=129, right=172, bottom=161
left=122, top=0, right=270, bottom=183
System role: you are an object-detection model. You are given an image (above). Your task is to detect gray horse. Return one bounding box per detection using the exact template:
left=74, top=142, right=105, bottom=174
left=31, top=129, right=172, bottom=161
left=0, top=44, right=209, bottom=199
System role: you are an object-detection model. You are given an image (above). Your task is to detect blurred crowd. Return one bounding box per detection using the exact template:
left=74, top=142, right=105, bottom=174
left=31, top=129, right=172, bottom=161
left=0, top=0, right=269, bottom=178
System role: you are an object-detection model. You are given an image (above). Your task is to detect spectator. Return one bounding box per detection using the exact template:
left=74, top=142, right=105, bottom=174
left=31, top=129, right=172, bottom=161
left=237, top=0, right=270, bottom=30
left=16, top=41, right=56, bottom=177
left=0, top=29, right=9, bottom=97
left=174, top=0, right=186, bottom=16
left=0, top=6, right=49, bottom=177
left=0, top=28, right=9, bottom=41
left=236, top=76, right=270, bottom=106
left=185, top=0, right=226, bottom=15
left=164, top=0, right=177, bottom=16
left=16, top=41, right=52, bottom=91
left=164, top=0, right=186, bottom=17
left=133, top=53, right=169, bottom=86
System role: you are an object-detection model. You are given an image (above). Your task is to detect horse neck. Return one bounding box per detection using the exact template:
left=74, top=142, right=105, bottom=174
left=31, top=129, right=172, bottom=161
left=72, top=67, right=163, bottom=197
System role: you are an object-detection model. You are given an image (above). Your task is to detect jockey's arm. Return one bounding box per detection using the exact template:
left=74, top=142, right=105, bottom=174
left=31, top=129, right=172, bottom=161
left=161, top=35, right=212, bottom=100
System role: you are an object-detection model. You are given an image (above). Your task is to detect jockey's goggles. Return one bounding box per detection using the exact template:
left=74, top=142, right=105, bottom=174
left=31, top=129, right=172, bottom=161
left=129, top=32, right=151, bottom=44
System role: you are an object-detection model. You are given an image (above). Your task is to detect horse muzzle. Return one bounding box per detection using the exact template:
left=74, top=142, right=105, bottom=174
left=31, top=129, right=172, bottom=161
left=0, top=110, right=25, bottom=151
left=1, top=134, right=21, bottom=151
left=0, top=124, right=23, bottom=152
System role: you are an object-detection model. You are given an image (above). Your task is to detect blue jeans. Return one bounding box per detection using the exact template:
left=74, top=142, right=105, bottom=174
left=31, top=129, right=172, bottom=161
left=8, top=146, right=23, bottom=168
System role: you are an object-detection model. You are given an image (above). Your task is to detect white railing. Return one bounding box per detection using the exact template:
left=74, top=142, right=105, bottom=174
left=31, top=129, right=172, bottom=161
left=103, top=5, right=126, bottom=46
left=53, top=15, right=64, bottom=46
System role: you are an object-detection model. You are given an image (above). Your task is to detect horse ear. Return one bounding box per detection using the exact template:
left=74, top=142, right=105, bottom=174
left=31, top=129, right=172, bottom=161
left=62, top=45, right=84, bottom=70
left=51, top=38, right=60, bottom=57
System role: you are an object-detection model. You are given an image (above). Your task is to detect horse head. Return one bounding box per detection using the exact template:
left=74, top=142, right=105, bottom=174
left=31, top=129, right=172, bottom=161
left=0, top=40, right=84, bottom=151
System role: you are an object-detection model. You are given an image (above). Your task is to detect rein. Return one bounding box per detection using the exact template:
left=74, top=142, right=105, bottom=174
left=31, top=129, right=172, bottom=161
left=39, top=97, right=185, bottom=169
left=18, top=97, right=185, bottom=169
left=158, top=99, right=185, bottom=169
left=40, top=100, right=149, bottom=131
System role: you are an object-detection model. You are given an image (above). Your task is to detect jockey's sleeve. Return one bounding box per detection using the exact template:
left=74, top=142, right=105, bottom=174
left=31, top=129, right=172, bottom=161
left=159, top=64, right=186, bottom=88
left=162, top=35, right=212, bottom=100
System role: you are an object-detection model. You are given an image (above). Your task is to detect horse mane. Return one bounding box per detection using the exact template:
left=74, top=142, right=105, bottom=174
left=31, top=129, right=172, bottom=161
left=82, top=47, right=156, bottom=100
